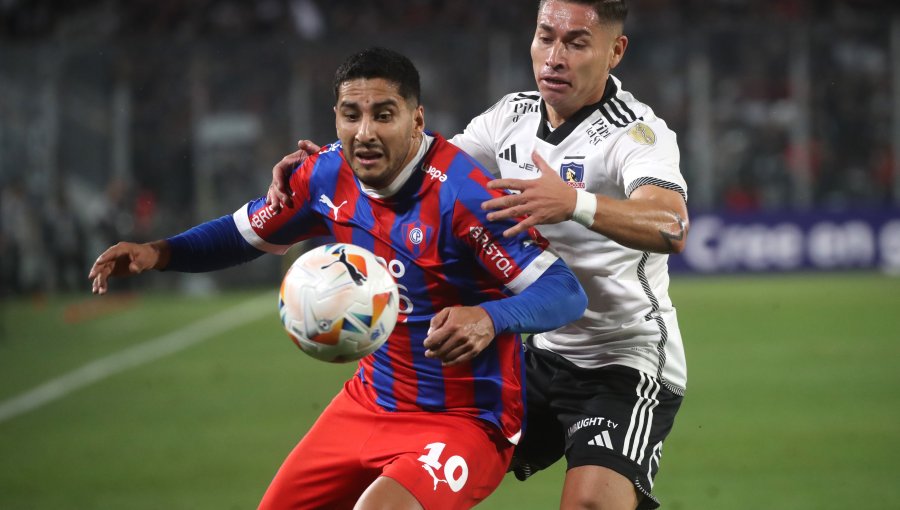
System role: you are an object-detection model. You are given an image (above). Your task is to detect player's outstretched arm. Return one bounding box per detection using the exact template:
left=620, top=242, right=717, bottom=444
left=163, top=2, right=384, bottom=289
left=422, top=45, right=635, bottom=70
left=482, top=151, right=689, bottom=254
left=88, top=240, right=170, bottom=295
left=90, top=215, right=266, bottom=295
left=266, top=139, right=321, bottom=212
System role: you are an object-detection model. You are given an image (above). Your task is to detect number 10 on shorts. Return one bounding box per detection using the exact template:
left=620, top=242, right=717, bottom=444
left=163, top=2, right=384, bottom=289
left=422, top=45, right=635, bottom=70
left=417, top=442, right=469, bottom=492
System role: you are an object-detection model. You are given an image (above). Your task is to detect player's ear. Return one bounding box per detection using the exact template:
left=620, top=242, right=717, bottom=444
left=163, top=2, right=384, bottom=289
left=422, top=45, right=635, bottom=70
left=609, top=34, right=628, bottom=70
left=413, top=104, right=425, bottom=136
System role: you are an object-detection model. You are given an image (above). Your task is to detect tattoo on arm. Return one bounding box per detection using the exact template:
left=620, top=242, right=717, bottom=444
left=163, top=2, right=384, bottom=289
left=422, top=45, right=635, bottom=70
left=659, top=213, right=686, bottom=251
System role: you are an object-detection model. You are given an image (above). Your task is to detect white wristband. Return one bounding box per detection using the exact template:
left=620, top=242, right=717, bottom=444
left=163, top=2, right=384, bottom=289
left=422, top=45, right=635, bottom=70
left=571, top=189, right=597, bottom=228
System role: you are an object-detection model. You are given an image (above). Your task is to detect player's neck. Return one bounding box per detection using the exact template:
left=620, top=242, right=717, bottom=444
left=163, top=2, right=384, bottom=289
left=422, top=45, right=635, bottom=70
left=545, top=106, right=567, bottom=129
left=545, top=78, right=611, bottom=128
left=360, top=133, right=432, bottom=199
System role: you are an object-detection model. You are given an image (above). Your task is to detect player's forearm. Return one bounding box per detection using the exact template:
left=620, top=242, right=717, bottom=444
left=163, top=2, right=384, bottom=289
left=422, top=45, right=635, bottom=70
left=584, top=193, right=689, bottom=254
left=148, top=239, right=171, bottom=270
left=479, top=259, right=587, bottom=334
left=165, top=215, right=264, bottom=272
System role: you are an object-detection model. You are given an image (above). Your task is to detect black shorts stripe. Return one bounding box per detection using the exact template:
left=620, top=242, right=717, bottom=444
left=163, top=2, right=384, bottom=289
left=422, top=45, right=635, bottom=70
left=624, top=372, right=661, bottom=462
left=512, top=348, right=683, bottom=509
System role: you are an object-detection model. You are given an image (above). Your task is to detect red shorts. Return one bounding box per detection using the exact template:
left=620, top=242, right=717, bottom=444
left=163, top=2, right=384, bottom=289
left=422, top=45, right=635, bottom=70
left=258, top=376, right=514, bottom=510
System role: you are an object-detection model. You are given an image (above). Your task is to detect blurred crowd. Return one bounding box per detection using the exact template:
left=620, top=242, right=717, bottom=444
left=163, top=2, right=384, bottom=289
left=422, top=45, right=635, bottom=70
left=1, top=0, right=892, bottom=40
left=1, top=0, right=897, bottom=295
left=1, top=0, right=537, bottom=40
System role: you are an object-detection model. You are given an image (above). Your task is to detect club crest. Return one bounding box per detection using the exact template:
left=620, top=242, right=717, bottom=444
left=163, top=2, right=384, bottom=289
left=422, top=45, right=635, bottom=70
left=402, top=221, right=432, bottom=256
left=560, top=162, right=586, bottom=189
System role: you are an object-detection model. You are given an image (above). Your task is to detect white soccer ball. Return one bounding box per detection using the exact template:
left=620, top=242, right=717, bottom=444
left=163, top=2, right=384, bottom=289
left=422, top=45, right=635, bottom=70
left=279, top=243, right=400, bottom=363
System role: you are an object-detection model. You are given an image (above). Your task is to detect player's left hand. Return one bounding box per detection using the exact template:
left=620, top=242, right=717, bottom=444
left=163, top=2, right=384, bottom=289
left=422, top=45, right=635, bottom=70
left=481, top=151, right=577, bottom=237
left=88, top=241, right=167, bottom=295
left=266, top=140, right=321, bottom=212
left=423, top=306, right=495, bottom=366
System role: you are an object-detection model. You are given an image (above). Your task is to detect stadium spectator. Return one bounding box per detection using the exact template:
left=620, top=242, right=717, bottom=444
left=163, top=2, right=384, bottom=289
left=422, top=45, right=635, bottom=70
left=0, top=178, right=46, bottom=294
left=43, top=184, right=86, bottom=292
left=268, top=1, right=689, bottom=508
left=88, top=47, right=587, bottom=509
left=0, top=180, right=27, bottom=294
left=1, top=1, right=893, bottom=295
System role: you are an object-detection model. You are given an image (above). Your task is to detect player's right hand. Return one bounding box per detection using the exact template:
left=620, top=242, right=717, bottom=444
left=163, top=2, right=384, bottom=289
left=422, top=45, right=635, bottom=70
left=423, top=306, right=496, bottom=366
left=266, top=139, right=321, bottom=212
left=88, top=241, right=165, bottom=295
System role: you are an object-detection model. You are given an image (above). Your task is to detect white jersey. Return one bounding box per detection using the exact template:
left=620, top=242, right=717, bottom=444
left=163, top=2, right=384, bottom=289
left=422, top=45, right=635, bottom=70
left=450, top=75, right=687, bottom=394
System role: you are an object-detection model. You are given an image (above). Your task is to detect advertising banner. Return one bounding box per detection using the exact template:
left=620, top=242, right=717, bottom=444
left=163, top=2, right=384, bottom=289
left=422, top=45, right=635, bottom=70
left=670, top=210, right=900, bottom=274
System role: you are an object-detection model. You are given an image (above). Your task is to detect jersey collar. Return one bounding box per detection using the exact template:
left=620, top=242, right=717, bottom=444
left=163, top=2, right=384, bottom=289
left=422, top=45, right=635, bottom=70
left=536, top=76, right=617, bottom=146
left=359, top=133, right=434, bottom=199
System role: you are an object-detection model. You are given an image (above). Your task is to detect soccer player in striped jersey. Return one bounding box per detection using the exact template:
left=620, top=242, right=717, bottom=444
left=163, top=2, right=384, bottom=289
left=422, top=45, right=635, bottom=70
left=461, top=1, right=688, bottom=508
left=267, top=2, right=689, bottom=509
left=88, top=47, right=586, bottom=510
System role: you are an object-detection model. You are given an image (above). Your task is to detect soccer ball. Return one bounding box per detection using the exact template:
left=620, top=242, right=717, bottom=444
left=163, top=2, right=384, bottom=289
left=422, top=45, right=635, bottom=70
left=279, top=243, right=399, bottom=363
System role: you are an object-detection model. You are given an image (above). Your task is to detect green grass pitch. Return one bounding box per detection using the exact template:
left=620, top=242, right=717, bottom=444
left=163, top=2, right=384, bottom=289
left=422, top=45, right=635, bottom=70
left=1, top=272, right=898, bottom=509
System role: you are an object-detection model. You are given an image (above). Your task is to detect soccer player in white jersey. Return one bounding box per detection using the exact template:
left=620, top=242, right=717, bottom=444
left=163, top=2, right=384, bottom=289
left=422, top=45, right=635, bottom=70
left=267, top=2, right=689, bottom=508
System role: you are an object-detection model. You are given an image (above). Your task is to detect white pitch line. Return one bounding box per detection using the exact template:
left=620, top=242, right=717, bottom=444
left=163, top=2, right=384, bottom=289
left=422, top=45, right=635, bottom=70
left=0, top=292, right=274, bottom=425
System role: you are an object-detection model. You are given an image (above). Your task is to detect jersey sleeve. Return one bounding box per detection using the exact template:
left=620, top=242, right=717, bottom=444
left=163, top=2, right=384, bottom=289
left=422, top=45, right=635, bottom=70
left=479, top=258, right=586, bottom=334
left=609, top=116, right=688, bottom=203
left=449, top=95, right=509, bottom=178
left=450, top=163, right=559, bottom=295
left=232, top=157, right=331, bottom=254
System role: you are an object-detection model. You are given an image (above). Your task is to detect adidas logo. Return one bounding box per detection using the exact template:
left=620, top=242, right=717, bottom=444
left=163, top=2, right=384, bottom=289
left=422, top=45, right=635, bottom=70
left=587, top=430, right=614, bottom=449
left=498, top=144, right=518, bottom=163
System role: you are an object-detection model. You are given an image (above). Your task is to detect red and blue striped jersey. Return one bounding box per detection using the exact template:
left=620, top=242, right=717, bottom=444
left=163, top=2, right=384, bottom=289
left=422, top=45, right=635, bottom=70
left=233, top=132, right=559, bottom=442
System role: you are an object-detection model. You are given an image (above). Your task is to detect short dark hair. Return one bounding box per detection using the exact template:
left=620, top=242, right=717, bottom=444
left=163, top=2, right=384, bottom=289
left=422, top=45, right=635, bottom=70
left=332, top=47, right=421, bottom=106
left=538, top=0, right=628, bottom=25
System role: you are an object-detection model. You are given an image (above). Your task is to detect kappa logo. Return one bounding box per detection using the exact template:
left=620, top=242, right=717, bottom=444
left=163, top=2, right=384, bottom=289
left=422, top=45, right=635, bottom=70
left=423, top=165, right=447, bottom=182
left=588, top=430, right=615, bottom=450
left=319, top=194, right=347, bottom=220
